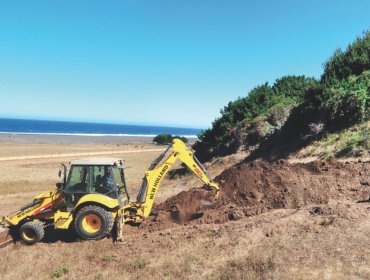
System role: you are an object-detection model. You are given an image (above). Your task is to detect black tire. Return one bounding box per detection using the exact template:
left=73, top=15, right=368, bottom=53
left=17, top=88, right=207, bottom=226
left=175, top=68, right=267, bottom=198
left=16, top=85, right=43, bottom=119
left=19, top=220, right=45, bottom=245
left=74, top=205, right=114, bottom=240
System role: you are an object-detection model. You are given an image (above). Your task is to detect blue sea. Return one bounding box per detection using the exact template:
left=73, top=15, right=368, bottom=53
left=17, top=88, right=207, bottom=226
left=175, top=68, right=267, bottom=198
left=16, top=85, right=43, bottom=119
left=0, top=118, right=201, bottom=138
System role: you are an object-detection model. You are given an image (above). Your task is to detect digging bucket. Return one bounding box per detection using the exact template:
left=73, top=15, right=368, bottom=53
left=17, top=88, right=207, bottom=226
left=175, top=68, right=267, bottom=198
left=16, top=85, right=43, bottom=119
left=0, top=227, right=13, bottom=248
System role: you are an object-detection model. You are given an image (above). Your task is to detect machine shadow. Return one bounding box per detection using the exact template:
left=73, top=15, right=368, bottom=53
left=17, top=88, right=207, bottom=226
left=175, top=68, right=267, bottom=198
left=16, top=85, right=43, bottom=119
left=42, top=228, right=79, bottom=243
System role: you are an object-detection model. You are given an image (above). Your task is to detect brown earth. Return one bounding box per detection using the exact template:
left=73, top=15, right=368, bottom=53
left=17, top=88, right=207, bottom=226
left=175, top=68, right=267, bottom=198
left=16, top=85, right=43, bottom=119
left=140, top=159, right=370, bottom=232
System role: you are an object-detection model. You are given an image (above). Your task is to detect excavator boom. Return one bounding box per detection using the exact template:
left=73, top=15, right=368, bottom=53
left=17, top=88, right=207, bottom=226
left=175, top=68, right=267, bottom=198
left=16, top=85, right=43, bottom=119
left=135, top=138, right=219, bottom=218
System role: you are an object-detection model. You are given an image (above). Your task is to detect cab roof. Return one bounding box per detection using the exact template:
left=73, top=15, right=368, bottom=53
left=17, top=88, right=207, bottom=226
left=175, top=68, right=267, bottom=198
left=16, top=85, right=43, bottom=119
left=70, top=157, right=124, bottom=166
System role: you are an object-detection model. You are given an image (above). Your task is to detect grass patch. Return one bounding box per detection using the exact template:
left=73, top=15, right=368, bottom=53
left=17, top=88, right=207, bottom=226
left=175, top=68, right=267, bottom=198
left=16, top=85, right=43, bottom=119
left=52, top=267, right=69, bottom=278
left=321, top=150, right=331, bottom=160
left=217, top=257, right=275, bottom=280
left=336, top=128, right=369, bottom=157
left=132, top=259, right=147, bottom=270
left=319, top=216, right=335, bottom=226
left=102, top=254, right=117, bottom=262
left=299, top=121, right=370, bottom=159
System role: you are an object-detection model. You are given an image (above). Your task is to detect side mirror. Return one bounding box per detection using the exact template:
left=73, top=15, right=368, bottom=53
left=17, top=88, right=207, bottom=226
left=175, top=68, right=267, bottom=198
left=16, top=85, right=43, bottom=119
left=56, top=182, right=64, bottom=190
left=58, top=169, right=62, bottom=178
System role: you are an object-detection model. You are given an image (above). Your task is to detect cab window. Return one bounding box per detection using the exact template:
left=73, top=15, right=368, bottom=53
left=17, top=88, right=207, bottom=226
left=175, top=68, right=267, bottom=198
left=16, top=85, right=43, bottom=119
left=65, top=166, right=89, bottom=193
left=112, top=167, right=124, bottom=188
left=92, top=166, right=117, bottom=198
left=92, top=166, right=105, bottom=191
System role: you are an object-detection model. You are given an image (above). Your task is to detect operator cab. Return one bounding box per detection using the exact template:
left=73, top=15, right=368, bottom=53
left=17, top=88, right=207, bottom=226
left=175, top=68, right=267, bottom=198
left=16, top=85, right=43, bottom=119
left=62, top=158, right=129, bottom=210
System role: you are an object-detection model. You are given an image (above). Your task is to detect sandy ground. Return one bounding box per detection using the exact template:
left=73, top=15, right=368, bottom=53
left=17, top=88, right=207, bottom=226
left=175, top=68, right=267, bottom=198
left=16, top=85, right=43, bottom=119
left=0, top=133, right=155, bottom=144
left=0, top=133, right=197, bottom=144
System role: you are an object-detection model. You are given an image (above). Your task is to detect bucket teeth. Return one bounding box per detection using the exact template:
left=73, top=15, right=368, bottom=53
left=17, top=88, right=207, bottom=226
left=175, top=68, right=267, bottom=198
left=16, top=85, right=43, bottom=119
left=0, top=227, right=13, bottom=248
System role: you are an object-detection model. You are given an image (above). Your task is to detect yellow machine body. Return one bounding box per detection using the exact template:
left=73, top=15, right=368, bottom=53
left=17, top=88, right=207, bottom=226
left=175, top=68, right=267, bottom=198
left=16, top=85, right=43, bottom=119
left=0, top=139, right=220, bottom=245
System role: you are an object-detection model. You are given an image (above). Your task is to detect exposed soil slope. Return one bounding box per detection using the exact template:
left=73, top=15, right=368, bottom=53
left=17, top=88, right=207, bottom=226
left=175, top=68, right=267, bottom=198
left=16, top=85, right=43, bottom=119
left=141, top=159, right=369, bottom=231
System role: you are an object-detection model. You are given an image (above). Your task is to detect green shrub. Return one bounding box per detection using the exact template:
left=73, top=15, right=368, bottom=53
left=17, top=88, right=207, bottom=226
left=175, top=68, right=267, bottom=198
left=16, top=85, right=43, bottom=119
left=194, top=76, right=316, bottom=161
left=267, top=102, right=294, bottom=126
left=324, top=71, right=370, bottom=127
left=153, top=134, right=188, bottom=145
left=322, top=31, right=370, bottom=85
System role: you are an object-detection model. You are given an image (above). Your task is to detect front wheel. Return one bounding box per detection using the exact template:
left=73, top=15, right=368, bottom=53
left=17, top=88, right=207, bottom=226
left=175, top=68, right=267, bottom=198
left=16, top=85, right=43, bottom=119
left=19, top=220, right=45, bottom=245
left=74, top=205, right=114, bottom=240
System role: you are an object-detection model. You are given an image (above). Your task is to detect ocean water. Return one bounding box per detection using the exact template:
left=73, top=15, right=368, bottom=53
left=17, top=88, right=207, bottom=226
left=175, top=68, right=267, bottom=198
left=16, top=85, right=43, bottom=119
left=0, top=118, right=201, bottom=137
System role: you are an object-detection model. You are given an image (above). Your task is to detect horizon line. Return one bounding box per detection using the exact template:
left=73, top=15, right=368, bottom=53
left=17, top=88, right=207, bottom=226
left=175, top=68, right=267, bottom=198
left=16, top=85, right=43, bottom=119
left=0, top=116, right=207, bottom=130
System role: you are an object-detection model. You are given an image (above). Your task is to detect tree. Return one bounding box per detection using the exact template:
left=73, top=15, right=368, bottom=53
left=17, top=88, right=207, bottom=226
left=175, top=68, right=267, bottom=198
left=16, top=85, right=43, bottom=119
left=322, top=31, right=370, bottom=85
left=153, top=134, right=188, bottom=145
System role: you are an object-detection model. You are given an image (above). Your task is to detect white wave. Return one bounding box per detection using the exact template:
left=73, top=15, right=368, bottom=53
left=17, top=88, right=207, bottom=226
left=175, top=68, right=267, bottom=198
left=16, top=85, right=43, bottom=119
left=0, top=132, right=198, bottom=138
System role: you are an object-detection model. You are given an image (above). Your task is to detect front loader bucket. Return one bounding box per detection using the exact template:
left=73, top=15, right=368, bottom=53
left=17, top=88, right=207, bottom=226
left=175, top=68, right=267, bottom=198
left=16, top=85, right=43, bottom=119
left=0, top=227, right=13, bottom=248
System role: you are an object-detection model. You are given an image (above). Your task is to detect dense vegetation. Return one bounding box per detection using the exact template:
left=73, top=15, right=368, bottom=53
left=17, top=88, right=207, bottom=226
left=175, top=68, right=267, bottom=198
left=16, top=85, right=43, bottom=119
left=153, top=134, right=188, bottom=145
left=194, top=31, right=370, bottom=162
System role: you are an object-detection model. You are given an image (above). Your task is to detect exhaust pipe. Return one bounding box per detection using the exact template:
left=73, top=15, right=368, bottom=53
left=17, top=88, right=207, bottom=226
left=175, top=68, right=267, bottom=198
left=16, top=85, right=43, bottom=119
left=0, top=227, right=13, bottom=248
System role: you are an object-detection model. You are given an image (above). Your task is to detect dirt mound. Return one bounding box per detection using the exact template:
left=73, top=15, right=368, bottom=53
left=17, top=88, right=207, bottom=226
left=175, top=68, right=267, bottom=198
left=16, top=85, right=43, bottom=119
left=217, top=159, right=369, bottom=210
left=140, top=159, right=369, bottom=231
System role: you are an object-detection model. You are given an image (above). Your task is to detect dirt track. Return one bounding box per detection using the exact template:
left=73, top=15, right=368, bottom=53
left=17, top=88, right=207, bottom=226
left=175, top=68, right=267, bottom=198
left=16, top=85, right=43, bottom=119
left=0, top=148, right=164, bottom=161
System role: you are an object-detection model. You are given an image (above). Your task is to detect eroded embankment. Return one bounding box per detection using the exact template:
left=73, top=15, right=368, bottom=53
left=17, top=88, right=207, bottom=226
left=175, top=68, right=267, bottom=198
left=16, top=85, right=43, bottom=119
left=139, top=159, right=369, bottom=232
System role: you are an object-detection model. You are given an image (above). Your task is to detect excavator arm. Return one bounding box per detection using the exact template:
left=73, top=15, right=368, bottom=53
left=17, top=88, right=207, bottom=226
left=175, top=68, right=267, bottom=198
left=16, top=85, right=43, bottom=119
left=136, top=138, right=219, bottom=218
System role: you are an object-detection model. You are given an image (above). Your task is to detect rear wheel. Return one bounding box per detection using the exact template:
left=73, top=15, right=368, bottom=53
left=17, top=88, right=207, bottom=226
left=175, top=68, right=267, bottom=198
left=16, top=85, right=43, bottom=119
left=74, top=205, right=114, bottom=240
left=20, top=220, right=45, bottom=245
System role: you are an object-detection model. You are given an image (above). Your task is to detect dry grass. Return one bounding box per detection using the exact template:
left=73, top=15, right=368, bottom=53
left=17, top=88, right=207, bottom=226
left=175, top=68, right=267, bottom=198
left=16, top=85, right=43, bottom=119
left=1, top=203, right=369, bottom=280
left=294, top=121, right=370, bottom=160
left=0, top=142, right=157, bottom=157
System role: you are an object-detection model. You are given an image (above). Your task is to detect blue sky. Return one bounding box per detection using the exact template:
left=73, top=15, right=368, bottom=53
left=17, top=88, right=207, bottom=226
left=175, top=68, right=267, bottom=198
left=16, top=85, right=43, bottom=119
left=0, top=1, right=369, bottom=128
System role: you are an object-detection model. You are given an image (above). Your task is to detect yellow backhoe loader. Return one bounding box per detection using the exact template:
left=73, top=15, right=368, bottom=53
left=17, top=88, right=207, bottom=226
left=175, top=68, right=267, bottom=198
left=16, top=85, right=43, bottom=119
left=0, top=139, right=219, bottom=246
